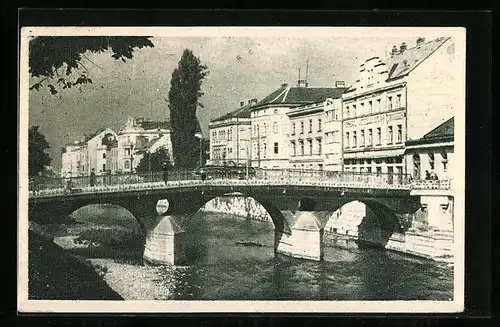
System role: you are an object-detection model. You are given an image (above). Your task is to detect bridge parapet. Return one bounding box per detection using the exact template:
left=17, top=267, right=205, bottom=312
left=27, top=169, right=454, bottom=199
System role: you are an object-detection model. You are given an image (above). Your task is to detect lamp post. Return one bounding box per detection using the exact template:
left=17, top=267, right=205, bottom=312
left=195, top=132, right=203, bottom=167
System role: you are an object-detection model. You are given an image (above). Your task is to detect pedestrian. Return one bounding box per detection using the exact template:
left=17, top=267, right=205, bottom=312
left=430, top=171, right=439, bottom=180
left=424, top=170, right=431, bottom=180
left=162, top=162, right=169, bottom=185
left=65, top=171, right=72, bottom=191
left=201, top=170, right=207, bottom=181
left=90, top=168, right=96, bottom=187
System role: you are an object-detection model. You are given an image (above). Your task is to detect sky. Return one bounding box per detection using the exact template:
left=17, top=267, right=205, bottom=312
left=27, top=30, right=448, bottom=171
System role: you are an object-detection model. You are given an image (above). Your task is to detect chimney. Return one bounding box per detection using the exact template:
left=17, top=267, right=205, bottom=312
left=240, top=101, right=244, bottom=107
left=399, top=42, right=407, bottom=53
left=249, top=98, right=258, bottom=106
left=391, top=45, right=398, bottom=56
left=416, top=37, right=425, bottom=47
left=281, top=83, right=288, bottom=87
left=335, top=80, right=346, bottom=88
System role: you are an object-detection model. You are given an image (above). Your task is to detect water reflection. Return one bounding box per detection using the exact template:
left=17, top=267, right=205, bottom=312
left=65, top=207, right=453, bottom=301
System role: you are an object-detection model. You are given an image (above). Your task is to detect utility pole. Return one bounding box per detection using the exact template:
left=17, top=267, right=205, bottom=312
left=236, top=116, right=240, bottom=166
left=257, top=124, right=261, bottom=168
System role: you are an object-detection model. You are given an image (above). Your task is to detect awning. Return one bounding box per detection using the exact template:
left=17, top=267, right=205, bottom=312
left=343, top=148, right=405, bottom=159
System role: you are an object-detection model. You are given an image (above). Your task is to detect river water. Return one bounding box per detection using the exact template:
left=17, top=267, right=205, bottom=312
left=59, top=206, right=453, bottom=301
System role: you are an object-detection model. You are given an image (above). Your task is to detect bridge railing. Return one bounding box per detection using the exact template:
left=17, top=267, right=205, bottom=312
left=29, top=168, right=454, bottom=197
left=410, top=179, right=452, bottom=190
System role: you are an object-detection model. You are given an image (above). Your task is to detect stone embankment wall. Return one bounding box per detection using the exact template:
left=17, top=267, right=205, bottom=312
left=201, top=196, right=453, bottom=262
left=200, top=196, right=272, bottom=222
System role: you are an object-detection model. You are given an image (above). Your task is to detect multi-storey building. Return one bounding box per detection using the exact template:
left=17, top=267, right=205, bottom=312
left=342, top=36, right=456, bottom=181
left=405, top=117, right=454, bottom=181
left=117, top=117, right=173, bottom=173
left=287, top=84, right=346, bottom=171
left=209, top=99, right=255, bottom=166
left=250, top=83, right=347, bottom=169
left=61, top=127, right=118, bottom=177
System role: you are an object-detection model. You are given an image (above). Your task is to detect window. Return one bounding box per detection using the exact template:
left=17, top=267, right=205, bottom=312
left=376, top=127, right=381, bottom=145
left=396, top=124, right=403, bottom=143
left=388, top=96, right=393, bottom=110
left=353, top=131, right=357, bottom=147
left=274, top=109, right=279, bottom=114
left=228, top=128, right=233, bottom=140
left=291, top=141, right=296, bottom=156
left=292, top=122, right=296, bottom=135
left=263, top=123, right=267, bottom=135
left=441, top=151, right=448, bottom=171
left=412, top=154, right=421, bottom=180
left=369, top=101, right=373, bottom=114
left=308, top=140, right=313, bottom=155
left=102, top=164, right=106, bottom=171
left=309, top=119, right=313, bottom=133
left=376, top=99, right=381, bottom=112
left=273, top=122, right=279, bottom=134
left=428, top=152, right=435, bottom=170
left=360, top=130, right=365, bottom=146
left=263, top=143, right=267, bottom=157
left=318, top=164, right=323, bottom=170
left=318, top=118, right=322, bottom=132
left=300, top=141, right=304, bottom=156
left=318, top=139, right=322, bottom=155
left=125, top=149, right=130, bottom=156
left=388, top=126, right=393, bottom=144
left=368, top=128, right=373, bottom=146
left=274, top=142, right=279, bottom=154
left=345, top=132, right=350, bottom=148
left=334, top=109, right=340, bottom=120
left=102, top=153, right=106, bottom=159
left=82, top=165, right=85, bottom=171
left=360, top=102, right=365, bottom=115
left=352, top=104, right=357, bottom=117
left=376, top=166, right=382, bottom=176
left=396, top=94, right=402, bottom=108
left=300, top=121, right=304, bottom=134
left=345, top=106, right=350, bottom=118
left=124, top=160, right=130, bottom=169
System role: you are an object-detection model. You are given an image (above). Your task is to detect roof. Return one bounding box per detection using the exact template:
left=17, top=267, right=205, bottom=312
left=253, top=86, right=348, bottom=109
left=385, top=37, right=451, bottom=81
left=210, top=103, right=252, bottom=123
left=137, top=120, right=171, bottom=131
left=406, top=117, right=454, bottom=146
left=84, top=127, right=110, bottom=142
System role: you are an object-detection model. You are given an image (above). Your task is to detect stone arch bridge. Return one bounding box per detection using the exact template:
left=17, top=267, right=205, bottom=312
left=27, top=176, right=454, bottom=264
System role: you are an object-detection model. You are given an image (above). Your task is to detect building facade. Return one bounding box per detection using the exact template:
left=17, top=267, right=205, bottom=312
left=287, top=86, right=345, bottom=171
left=250, top=83, right=347, bottom=169
left=117, top=117, right=173, bottom=173
left=404, top=117, right=454, bottom=181
left=342, top=36, right=456, bottom=180
left=209, top=100, right=255, bottom=166
left=61, top=127, right=118, bottom=177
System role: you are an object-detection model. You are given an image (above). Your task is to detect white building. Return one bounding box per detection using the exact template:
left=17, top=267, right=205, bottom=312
left=405, top=117, right=454, bottom=181
left=287, top=84, right=346, bottom=171
left=117, top=117, right=173, bottom=173
left=60, top=127, right=118, bottom=177
left=250, top=83, right=347, bottom=169
left=209, top=99, right=255, bottom=166
left=342, top=36, right=457, bottom=181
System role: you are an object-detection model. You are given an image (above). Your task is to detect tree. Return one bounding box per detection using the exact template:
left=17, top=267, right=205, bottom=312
left=29, top=126, right=52, bottom=178
left=168, top=49, right=209, bottom=168
left=29, top=36, right=154, bottom=94
left=135, top=147, right=173, bottom=174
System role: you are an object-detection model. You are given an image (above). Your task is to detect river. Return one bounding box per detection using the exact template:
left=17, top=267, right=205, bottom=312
left=55, top=205, right=453, bottom=301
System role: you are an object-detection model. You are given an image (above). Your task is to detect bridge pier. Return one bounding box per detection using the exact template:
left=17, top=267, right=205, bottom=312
left=143, top=215, right=186, bottom=265
left=275, top=211, right=325, bottom=261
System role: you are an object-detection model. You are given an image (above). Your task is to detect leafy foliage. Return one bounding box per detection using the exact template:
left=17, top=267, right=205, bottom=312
left=29, top=126, right=52, bottom=177
left=29, top=36, right=154, bottom=94
left=168, top=49, right=209, bottom=168
left=135, top=147, right=174, bottom=173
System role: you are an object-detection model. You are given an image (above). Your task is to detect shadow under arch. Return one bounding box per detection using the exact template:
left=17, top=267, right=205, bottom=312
left=191, top=192, right=291, bottom=235
left=324, top=198, right=405, bottom=248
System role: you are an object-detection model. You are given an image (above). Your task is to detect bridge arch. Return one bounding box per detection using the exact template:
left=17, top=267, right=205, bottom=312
left=323, top=199, right=408, bottom=247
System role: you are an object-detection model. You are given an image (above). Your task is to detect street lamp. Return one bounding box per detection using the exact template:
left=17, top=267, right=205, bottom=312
left=195, top=132, right=203, bottom=167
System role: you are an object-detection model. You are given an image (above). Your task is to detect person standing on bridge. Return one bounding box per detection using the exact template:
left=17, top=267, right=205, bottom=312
left=162, top=162, right=169, bottom=185
left=424, top=170, right=431, bottom=180
left=65, top=171, right=72, bottom=192
left=90, top=168, right=96, bottom=187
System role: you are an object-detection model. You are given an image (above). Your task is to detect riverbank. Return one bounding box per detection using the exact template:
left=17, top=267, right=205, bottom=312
left=28, top=230, right=123, bottom=300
